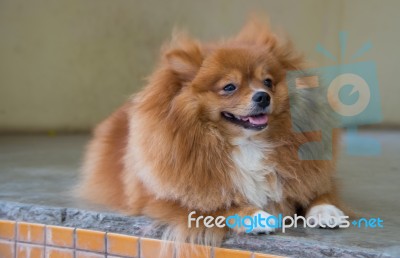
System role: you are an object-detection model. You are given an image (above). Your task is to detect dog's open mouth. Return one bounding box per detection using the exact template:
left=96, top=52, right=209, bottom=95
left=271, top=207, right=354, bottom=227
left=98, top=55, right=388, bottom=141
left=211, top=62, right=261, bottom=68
left=221, top=111, right=268, bottom=130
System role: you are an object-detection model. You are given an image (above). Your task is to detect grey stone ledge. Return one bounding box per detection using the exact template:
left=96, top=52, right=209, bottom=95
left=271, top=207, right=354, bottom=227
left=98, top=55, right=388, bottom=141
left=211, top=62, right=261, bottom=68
left=0, top=201, right=392, bottom=258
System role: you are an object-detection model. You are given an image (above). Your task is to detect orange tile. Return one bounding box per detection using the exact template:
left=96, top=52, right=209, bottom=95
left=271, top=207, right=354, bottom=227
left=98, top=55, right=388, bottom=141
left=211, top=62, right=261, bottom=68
left=76, top=251, right=105, bottom=258
left=76, top=229, right=105, bottom=253
left=16, top=243, right=44, bottom=258
left=213, top=247, right=252, bottom=258
left=17, top=222, right=45, bottom=244
left=0, top=220, right=16, bottom=240
left=46, top=225, right=74, bottom=248
left=0, top=240, right=14, bottom=258
left=175, top=243, right=211, bottom=258
left=254, top=253, right=285, bottom=258
left=45, top=247, right=74, bottom=258
left=106, top=232, right=138, bottom=257
left=140, top=238, right=174, bottom=258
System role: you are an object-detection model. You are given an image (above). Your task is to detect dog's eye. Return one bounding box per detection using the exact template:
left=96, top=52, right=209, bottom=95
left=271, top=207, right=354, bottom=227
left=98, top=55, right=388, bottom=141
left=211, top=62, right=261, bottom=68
left=223, top=83, right=237, bottom=92
left=263, top=78, right=273, bottom=88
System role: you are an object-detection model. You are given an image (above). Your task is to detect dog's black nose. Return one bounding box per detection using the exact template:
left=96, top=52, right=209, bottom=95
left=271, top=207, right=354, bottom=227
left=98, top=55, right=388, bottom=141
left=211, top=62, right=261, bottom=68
left=252, top=92, right=270, bottom=108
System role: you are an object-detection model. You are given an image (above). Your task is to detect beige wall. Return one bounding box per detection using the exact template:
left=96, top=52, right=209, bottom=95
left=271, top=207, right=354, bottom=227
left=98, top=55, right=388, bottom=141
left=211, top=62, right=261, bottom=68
left=0, top=0, right=398, bottom=131
left=341, top=0, right=400, bottom=126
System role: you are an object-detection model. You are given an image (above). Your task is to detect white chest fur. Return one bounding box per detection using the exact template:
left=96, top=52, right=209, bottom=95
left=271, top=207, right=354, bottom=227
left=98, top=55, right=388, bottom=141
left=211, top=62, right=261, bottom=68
left=231, top=139, right=282, bottom=209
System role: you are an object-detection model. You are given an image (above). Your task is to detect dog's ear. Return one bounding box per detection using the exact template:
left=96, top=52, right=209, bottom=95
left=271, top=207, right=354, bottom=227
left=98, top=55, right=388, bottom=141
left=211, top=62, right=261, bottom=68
left=163, top=31, right=203, bottom=82
left=234, top=16, right=277, bottom=47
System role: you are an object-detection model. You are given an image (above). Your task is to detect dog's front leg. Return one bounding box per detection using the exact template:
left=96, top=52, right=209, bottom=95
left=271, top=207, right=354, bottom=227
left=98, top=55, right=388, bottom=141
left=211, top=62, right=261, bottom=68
left=305, top=192, right=347, bottom=228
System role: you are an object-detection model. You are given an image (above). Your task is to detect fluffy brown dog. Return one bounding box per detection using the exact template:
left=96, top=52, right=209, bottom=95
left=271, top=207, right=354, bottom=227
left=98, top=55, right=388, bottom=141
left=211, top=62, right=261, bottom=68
left=79, top=18, right=346, bottom=247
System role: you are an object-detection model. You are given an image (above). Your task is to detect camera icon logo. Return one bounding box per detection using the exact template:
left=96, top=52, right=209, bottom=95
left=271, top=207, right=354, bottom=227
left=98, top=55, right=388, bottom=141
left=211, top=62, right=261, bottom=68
left=328, top=73, right=370, bottom=117
left=287, top=33, right=382, bottom=160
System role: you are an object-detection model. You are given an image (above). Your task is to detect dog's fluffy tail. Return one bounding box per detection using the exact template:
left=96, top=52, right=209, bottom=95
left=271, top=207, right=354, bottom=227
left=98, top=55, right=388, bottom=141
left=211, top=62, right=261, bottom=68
left=138, top=199, right=227, bottom=258
left=156, top=222, right=226, bottom=258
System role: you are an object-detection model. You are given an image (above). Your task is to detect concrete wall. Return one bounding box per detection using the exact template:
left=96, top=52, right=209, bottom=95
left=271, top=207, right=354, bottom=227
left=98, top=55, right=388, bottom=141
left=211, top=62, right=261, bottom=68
left=0, top=0, right=398, bottom=131
left=341, top=0, right=400, bottom=126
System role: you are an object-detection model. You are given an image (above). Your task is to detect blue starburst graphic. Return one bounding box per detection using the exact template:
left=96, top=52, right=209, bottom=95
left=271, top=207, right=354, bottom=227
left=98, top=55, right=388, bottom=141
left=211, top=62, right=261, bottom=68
left=287, top=32, right=382, bottom=160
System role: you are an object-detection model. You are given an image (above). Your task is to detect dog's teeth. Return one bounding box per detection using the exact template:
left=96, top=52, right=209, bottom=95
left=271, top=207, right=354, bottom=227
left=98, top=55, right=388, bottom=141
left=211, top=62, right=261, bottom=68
left=225, top=113, right=234, bottom=118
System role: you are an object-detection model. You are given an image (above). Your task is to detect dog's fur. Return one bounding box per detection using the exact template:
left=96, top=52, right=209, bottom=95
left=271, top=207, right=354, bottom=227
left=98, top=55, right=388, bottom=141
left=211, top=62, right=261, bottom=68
left=78, top=18, right=346, bottom=248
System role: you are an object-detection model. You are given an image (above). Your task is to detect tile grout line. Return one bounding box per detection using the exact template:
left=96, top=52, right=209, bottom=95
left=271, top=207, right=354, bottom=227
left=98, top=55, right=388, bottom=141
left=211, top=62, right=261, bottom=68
left=137, top=237, right=141, bottom=258
left=74, top=248, right=108, bottom=255
left=73, top=246, right=110, bottom=254
left=14, top=240, right=68, bottom=246
left=28, top=242, right=75, bottom=250
left=44, top=224, right=47, bottom=258
left=0, top=239, right=15, bottom=243
left=105, top=231, right=108, bottom=258
left=172, top=240, right=176, bottom=258
left=13, top=221, right=17, bottom=258
left=73, top=227, right=76, bottom=258
left=44, top=243, right=61, bottom=249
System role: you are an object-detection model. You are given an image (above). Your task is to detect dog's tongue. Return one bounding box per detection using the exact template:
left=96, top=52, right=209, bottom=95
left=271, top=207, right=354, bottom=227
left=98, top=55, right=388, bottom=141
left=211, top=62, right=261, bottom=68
left=246, top=115, right=268, bottom=125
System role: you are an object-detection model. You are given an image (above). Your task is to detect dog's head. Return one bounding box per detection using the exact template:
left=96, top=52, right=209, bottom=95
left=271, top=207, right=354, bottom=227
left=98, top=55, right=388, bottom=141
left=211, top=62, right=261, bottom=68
left=163, top=18, right=304, bottom=137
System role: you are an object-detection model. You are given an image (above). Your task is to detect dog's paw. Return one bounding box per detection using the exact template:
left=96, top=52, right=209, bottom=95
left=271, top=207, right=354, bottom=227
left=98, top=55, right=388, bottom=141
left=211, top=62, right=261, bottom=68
left=306, top=204, right=345, bottom=228
left=246, top=210, right=276, bottom=234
